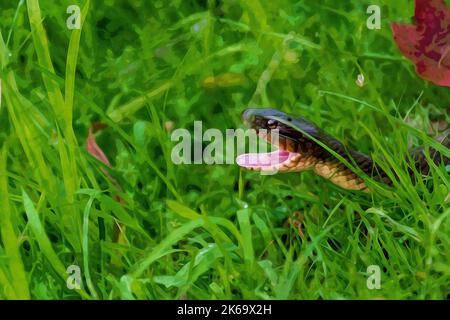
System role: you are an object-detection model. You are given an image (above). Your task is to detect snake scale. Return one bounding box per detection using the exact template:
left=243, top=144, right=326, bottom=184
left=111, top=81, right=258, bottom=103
left=237, top=108, right=450, bottom=191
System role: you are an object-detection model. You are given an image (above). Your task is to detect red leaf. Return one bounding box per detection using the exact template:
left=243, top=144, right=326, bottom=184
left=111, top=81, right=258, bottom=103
left=86, top=128, right=111, bottom=167
left=391, top=0, right=450, bottom=86
left=86, top=127, right=123, bottom=197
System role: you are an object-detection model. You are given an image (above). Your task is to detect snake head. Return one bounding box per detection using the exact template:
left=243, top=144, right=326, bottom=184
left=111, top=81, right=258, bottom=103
left=237, top=108, right=323, bottom=173
left=240, top=108, right=324, bottom=151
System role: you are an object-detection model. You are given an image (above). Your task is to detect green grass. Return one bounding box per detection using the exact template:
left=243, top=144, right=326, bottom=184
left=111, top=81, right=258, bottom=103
left=0, top=0, right=449, bottom=299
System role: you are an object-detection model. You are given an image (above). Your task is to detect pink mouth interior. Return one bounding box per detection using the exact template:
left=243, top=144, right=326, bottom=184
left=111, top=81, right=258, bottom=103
left=236, top=150, right=291, bottom=168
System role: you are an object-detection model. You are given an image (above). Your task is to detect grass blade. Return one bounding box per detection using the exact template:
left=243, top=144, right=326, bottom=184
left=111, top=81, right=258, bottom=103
left=0, top=144, right=29, bottom=299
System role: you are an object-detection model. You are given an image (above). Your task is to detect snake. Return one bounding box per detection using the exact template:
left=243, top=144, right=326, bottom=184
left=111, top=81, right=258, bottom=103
left=236, top=108, right=450, bottom=191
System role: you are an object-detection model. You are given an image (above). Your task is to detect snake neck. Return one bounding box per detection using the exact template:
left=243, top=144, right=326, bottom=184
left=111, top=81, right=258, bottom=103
left=301, top=135, right=391, bottom=191
left=270, top=131, right=391, bottom=191
left=317, top=130, right=450, bottom=190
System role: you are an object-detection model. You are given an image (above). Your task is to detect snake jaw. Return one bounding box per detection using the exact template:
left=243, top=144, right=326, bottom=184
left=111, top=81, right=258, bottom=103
left=236, top=125, right=307, bottom=172
left=236, top=149, right=303, bottom=172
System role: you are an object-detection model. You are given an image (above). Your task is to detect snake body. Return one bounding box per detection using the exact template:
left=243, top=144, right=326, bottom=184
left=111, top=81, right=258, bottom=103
left=238, top=108, right=450, bottom=191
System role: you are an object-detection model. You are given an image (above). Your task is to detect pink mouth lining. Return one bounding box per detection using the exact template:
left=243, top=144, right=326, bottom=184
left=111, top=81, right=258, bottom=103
left=236, top=150, right=296, bottom=169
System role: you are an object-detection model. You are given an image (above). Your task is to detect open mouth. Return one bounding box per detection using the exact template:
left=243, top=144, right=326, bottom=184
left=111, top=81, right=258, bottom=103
left=235, top=139, right=301, bottom=171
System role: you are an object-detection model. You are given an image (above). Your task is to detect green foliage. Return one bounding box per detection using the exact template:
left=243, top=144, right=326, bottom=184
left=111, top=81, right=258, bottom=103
left=0, top=0, right=448, bottom=299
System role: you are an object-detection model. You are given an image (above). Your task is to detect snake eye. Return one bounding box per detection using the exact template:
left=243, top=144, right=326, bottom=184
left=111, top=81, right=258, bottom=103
left=267, top=119, right=278, bottom=129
